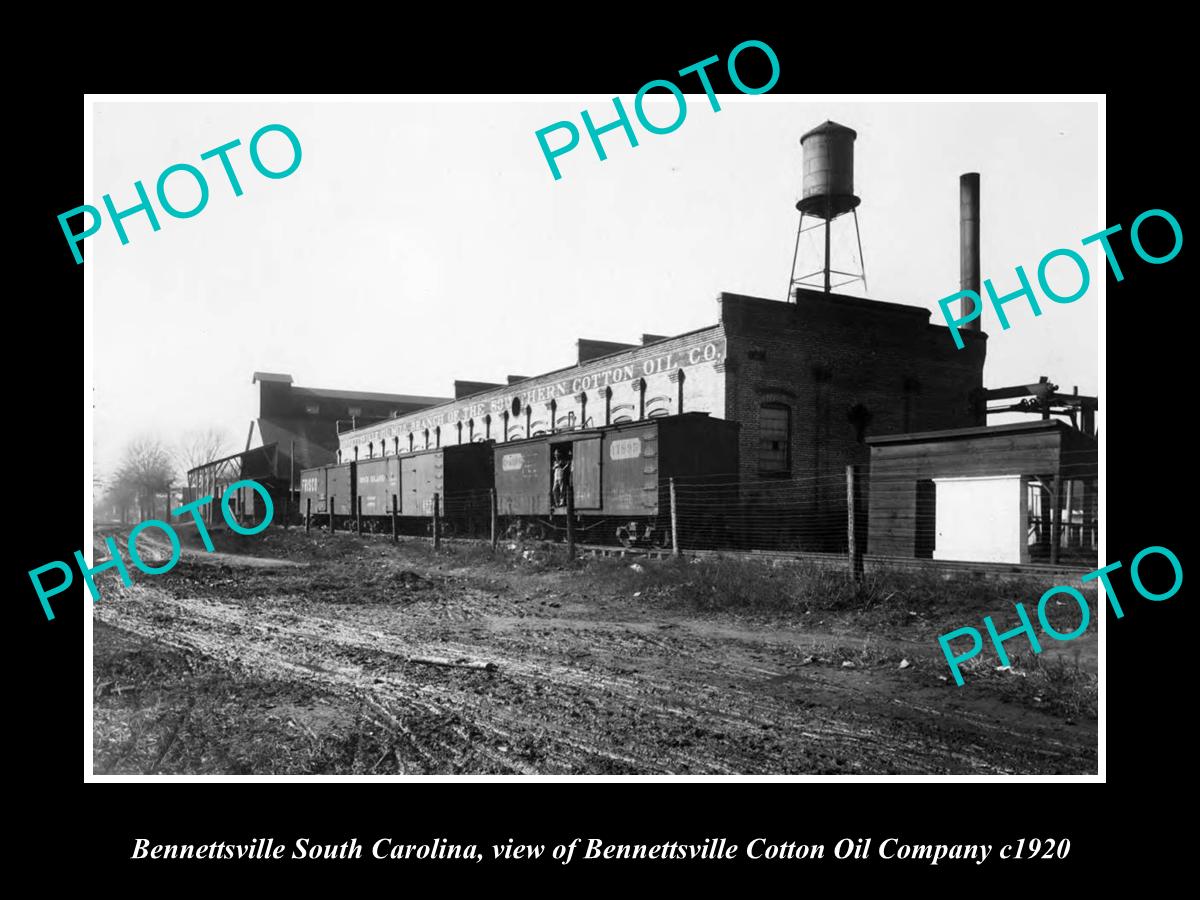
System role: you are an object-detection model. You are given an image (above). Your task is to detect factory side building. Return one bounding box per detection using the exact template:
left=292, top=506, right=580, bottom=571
left=338, top=289, right=986, bottom=550
left=186, top=373, right=449, bottom=521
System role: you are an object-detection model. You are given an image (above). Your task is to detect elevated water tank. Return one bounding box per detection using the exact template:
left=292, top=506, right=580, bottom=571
left=797, top=120, right=861, bottom=219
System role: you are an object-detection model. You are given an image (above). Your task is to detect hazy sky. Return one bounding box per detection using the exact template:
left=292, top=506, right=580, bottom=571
left=91, top=98, right=1099, bottom=476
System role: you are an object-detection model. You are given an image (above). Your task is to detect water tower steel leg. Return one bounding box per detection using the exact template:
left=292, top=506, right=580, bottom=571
left=824, top=215, right=831, bottom=293
left=852, top=208, right=868, bottom=293
left=786, top=212, right=804, bottom=302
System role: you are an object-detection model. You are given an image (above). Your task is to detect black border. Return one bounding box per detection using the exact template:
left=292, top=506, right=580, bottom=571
left=17, top=25, right=1190, bottom=884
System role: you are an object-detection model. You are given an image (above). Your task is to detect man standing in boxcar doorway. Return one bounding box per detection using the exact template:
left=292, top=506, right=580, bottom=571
left=552, top=449, right=570, bottom=507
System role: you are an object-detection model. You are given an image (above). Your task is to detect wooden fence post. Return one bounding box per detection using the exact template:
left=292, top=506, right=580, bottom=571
left=391, top=493, right=398, bottom=543
left=847, top=465, right=862, bottom=582
left=305, top=498, right=311, bottom=534
left=669, top=477, right=679, bottom=557
left=356, top=496, right=362, bottom=534
left=565, top=483, right=575, bottom=559
left=1050, top=476, right=1062, bottom=565
left=288, top=439, right=295, bottom=530
left=1063, top=478, right=1075, bottom=551
left=433, top=493, right=441, bottom=550
left=490, top=488, right=498, bottom=550
left=329, top=496, right=336, bottom=533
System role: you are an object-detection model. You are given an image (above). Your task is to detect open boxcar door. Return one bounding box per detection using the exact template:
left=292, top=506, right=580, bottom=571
left=572, top=436, right=602, bottom=509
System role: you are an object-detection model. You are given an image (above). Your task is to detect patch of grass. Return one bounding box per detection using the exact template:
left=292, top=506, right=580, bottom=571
left=949, top=647, right=1097, bottom=720
left=570, top=554, right=1067, bottom=624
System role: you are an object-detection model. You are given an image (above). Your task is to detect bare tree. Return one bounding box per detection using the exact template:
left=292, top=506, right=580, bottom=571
left=176, top=427, right=231, bottom=476
left=109, top=436, right=175, bottom=521
left=102, top=476, right=139, bottom=525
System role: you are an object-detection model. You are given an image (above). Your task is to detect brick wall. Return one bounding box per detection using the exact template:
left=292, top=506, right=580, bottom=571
left=720, top=290, right=986, bottom=550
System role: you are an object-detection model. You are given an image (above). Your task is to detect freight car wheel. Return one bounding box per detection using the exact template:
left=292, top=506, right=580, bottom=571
left=615, top=525, right=633, bottom=549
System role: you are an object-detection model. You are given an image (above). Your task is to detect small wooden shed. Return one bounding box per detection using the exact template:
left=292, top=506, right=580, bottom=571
left=866, top=420, right=1097, bottom=565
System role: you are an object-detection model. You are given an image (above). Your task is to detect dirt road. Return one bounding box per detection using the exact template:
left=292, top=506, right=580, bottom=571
left=92, top=530, right=1097, bottom=775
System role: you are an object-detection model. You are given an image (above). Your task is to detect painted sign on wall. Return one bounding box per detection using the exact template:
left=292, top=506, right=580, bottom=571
left=343, top=334, right=726, bottom=451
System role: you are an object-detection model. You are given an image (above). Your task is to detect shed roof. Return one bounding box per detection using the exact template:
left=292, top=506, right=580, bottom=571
left=866, top=420, right=1071, bottom=446
left=291, top=386, right=450, bottom=406
left=252, top=372, right=294, bottom=385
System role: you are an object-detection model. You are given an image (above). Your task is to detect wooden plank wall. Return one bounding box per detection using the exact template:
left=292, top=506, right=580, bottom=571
left=867, top=431, right=1063, bottom=557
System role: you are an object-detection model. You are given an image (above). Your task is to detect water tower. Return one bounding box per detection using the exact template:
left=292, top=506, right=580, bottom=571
left=786, top=120, right=868, bottom=298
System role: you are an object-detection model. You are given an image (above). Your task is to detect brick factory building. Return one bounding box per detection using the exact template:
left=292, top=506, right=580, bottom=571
left=337, top=288, right=987, bottom=549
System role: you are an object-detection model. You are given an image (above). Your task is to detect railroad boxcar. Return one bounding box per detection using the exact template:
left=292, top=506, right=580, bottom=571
left=326, top=462, right=356, bottom=518
left=356, top=456, right=402, bottom=517
left=495, top=413, right=739, bottom=547
left=400, top=443, right=494, bottom=535
left=299, top=466, right=328, bottom=515
left=495, top=442, right=552, bottom=516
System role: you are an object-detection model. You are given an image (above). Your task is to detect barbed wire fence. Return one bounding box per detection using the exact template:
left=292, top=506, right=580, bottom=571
left=290, top=447, right=1098, bottom=578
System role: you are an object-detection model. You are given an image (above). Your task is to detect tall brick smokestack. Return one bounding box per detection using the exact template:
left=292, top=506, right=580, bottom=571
left=960, top=173, right=981, bottom=329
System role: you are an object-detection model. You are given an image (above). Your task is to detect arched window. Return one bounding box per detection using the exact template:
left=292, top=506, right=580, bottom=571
left=759, top=403, right=791, bottom=475
left=456, top=421, right=463, bottom=444
left=368, top=442, right=374, bottom=459
left=611, top=403, right=634, bottom=424
left=435, top=426, right=441, bottom=448
left=646, top=397, right=671, bottom=418
left=484, top=415, right=491, bottom=441
left=524, top=405, right=532, bottom=438
left=336, top=449, right=342, bottom=463
left=408, top=433, right=414, bottom=452
left=468, top=419, right=475, bottom=442
left=353, top=445, right=359, bottom=461
left=424, top=428, right=430, bottom=450
left=393, top=436, right=400, bottom=455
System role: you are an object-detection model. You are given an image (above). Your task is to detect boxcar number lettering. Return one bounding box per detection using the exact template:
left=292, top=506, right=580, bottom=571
left=610, top=438, right=642, bottom=460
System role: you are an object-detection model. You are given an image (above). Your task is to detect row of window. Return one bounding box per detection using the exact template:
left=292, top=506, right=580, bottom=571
left=306, top=404, right=368, bottom=417
left=338, top=381, right=683, bottom=463
left=335, top=401, right=840, bottom=478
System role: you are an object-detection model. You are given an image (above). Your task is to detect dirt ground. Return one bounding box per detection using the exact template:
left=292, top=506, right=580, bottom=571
left=92, top=526, right=1098, bottom=775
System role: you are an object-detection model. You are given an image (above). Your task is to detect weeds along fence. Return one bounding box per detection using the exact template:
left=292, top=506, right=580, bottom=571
left=666, top=447, right=1098, bottom=579
left=292, top=447, right=1098, bottom=581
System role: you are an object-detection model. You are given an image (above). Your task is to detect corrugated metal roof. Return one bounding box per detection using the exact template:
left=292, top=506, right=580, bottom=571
left=252, top=372, right=294, bottom=384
